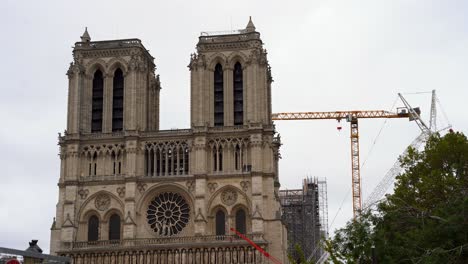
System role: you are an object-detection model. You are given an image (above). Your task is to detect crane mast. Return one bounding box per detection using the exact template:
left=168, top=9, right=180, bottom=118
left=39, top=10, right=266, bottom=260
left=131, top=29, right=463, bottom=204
left=272, top=109, right=417, bottom=217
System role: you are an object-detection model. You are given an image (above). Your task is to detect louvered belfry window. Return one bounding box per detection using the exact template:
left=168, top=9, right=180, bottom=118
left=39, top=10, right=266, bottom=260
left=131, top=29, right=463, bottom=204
left=233, top=62, right=243, bottom=125
left=214, top=63, right=224, bottom=126
left=112, top=68, right=124, bottom=131
left=91, top=70, right=104, bottom=132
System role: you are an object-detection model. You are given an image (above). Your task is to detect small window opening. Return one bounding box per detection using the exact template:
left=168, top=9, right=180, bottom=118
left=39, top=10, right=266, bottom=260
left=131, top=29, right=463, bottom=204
left=108, top=214, right=121, bottom=240
left=215, top=210, right=226, bottom=236
left=87, top=215, right=99, bottom=241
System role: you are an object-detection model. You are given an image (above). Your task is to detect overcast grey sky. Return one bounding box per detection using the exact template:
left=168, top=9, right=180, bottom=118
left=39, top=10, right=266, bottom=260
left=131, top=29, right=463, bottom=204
left=1, top=0, right=467, bottom=253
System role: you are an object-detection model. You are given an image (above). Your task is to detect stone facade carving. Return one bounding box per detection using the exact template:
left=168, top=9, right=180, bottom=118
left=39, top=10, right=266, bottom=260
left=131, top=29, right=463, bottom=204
left=116, top=186, right=125, bottom=198
left=51, top=19, right=287, bottom=263
left=240, top=181, right=250, bottom=192
left=78, top=188, right=89, bottom=199
left=146, top=192, right=190, bottom=236
left=195, top=208, right=207, bottom=223
left=137, top=183, right=147, bottom=193
left=221, top=189, right=238, bottom=206
left=186, top=180, right=195, bottom=193
left=207, top=182, right=218, bottom=193
left=94, top=193, right=111, bottom=211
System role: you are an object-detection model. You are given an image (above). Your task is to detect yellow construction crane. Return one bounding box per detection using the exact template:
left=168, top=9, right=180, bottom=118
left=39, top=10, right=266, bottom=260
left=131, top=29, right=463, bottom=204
left=272, top=108, right=420, bottom=217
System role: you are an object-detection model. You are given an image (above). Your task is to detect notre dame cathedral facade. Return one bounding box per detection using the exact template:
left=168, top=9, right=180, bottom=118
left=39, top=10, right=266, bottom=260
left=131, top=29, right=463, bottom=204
left=50, top=18, right=287, bottom=263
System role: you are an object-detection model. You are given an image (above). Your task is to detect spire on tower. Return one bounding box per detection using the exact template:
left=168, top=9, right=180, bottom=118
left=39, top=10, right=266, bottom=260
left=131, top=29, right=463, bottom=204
left=246, top=16, right=256, bottom=32
left=80, top=27, right=91, bottom=42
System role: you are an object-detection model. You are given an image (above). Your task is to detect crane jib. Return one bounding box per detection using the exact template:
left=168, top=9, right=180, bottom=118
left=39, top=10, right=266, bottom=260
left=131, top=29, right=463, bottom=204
left=271, top=107, right=420, bottom=218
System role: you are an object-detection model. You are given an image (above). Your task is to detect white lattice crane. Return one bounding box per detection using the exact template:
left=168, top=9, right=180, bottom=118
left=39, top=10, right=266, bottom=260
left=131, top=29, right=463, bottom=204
left=363, top=90, right=451, bottom=209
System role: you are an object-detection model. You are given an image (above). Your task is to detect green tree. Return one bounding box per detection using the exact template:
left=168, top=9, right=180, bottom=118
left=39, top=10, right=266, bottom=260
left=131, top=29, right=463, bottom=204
left=324, top=211, right=377, bottom=263
left=326, top=132, right=468, bottom=263
left=288, top=244, right=316, bottom=264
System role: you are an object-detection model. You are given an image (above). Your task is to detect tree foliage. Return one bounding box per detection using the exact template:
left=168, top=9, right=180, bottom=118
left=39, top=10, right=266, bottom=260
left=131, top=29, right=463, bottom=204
left=288, top=244, right=316, bottom=264
left=326, top=132, right=468, bottom=263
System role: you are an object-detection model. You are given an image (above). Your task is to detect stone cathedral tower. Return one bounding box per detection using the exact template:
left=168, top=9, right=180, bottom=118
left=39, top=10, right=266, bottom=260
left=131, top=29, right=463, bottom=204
left=51, top=19, right=287, bottom=263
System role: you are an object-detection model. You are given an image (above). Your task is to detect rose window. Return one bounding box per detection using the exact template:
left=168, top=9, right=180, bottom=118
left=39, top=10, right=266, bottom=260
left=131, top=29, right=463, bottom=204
left=146, top=192, right=190, bottom=236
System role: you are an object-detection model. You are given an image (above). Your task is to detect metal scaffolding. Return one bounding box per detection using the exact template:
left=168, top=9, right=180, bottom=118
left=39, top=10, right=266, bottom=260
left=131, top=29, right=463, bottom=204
left=279, top=177, right=328, bottom=262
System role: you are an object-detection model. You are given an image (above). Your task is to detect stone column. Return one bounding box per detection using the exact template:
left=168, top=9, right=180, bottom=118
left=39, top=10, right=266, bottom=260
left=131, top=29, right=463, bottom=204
left=80, top=76, right=92, bottom=133
left=66, top=64, right=83, bottom=134
left=135, top=143, right=145, bottom=177
left=190, top=66, right=197, bottom=126
left=255, top=65, right=266, bottom=125
left=155, top=84, right=161, bottom=131
left=252, top=63, right=260, bottom=123
left=103, top=74, right=113, bottom=133
left=224, top=66, right=233, bottom=126
left=140, top=72, right=148, bottom=131
left=242, top=66, right=248, bottom=126
left=207, top=70, right=214, bottom=126
left=125, top=139, right=138, bottom=177
left=125, top=67, right=137, bottom=130
left=246, top=62, right=257, bottom=123
left=191, top=136, right=205, bottom=174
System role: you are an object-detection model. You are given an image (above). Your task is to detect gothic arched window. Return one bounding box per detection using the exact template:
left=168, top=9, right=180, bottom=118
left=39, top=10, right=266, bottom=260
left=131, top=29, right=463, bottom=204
left=233, top=62, right=243, bottom=125
left=112, top=68, right=124, bottom=131
left=213, top=146, right=223, bottom=173
left=235, top=209, right=246, bottom=234
left=155, top=148, right=161, bottom=176
left=112, top=151, right=122, bottom=175
left=214, top=63, right=224, bottom=126
left=213, top=149, right=217, bottom=172
left=88, top=215, right=99, bottom=241
left=183, top=148, right=189, bottom=175
left=215, top=210, right=226, bottom=236
left=218, top=146, right=223, bottom=172
left=108, top=214, right=121, bottom=240
left=91, top=70, right=104, bottom=132
left=89, top=152, right=98, bottom=176
left=235, top=145, right=241, bottom=171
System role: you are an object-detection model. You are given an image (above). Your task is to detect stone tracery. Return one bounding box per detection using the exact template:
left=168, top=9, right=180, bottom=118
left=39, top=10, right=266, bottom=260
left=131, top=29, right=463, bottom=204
left=144, top=140, right=190, bottom=176
left=80, top=144, right=126, bottom=177
left=208, top=137, right=249, bottom=173
left=146, top=192, right=190, bottom=236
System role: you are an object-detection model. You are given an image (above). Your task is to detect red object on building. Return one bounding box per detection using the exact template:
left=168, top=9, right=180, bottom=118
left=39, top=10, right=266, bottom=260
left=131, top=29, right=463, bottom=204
left=6, top=259, right=21, bottom=264
left=230, top=227, right=282, bottom=264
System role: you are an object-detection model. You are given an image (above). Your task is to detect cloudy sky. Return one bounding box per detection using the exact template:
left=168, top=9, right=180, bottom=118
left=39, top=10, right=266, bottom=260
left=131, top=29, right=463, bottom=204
left=1, top=0, right=467, bottom=253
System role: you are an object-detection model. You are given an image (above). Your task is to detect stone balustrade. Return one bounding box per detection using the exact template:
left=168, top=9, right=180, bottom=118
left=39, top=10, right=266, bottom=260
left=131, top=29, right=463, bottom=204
left=69, top=234, right=266, bottom=250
